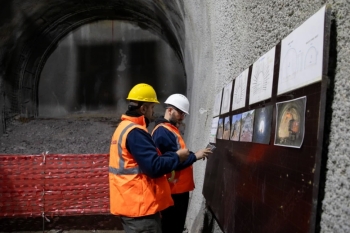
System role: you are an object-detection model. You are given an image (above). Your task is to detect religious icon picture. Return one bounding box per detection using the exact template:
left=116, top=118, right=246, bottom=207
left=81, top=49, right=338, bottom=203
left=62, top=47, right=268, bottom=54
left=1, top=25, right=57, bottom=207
left=240, top=110, right=255, bottom=142
left=274, top=96, right=306, bottom=148
left=230, top=114, right=242, bottom=141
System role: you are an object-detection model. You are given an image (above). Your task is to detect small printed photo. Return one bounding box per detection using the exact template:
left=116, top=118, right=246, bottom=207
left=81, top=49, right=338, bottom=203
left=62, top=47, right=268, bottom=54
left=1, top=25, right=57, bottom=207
left=240, top=110, right=255, bottom=142
left=216, top=118, right=224, bottom=140
left=209, top=117, right=219, bottom=143
left=253, top=105, right=273, bottom=144
left=274, top=96, right=306, bottom=148
left=222, top=117, right=231, bottom=140
left=230, top=114, right=242, bottom=141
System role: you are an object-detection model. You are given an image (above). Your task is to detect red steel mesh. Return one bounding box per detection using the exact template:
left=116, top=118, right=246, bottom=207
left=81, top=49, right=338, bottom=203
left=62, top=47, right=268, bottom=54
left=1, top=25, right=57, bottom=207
left=0, top=154, right=110, bottom=217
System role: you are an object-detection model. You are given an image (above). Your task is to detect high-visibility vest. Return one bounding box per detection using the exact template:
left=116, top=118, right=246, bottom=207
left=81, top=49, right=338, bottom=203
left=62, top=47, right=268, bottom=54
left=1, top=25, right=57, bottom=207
left=109, top=115, right=173, bottom=217
left=152, top=123, right=195, bottom=194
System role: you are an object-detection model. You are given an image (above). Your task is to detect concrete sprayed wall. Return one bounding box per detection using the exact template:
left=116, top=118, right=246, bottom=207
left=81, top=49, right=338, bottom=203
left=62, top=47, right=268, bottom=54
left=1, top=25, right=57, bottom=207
left=181, top=0, right=350, bottom=232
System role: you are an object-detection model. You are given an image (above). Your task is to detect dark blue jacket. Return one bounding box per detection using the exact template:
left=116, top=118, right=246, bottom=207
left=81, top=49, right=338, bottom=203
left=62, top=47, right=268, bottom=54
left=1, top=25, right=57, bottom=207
left=125, top=118, right=180, bottom=179
left=152, top=117, right=197, bottom=171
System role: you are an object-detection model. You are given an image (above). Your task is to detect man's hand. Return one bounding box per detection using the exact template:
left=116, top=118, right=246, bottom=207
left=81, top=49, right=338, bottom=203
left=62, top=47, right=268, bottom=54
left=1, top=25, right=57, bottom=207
left=195, top=148, right=212, bottom=160
left=176, top=148, right=190, bottom=162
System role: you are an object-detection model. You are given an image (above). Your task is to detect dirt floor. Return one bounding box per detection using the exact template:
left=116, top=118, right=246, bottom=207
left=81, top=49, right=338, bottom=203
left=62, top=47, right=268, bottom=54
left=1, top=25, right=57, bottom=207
left=0, top=114, right=120, bottom=155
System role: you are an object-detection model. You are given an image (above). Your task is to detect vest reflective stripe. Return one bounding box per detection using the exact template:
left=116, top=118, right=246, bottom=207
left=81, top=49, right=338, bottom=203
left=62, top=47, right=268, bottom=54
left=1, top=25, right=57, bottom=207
left=109, top=122, right=140, bottom=175
left=152, top=123, right=195, bottom=194
left=170, top=130, right=181, bottom=150
left=108, top=166, right=140, bottom=175
left=109, top=115, right=173, bottom=217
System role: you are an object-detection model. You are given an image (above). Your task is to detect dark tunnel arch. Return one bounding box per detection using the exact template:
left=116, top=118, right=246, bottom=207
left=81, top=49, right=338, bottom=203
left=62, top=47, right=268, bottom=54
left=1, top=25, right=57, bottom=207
left=2, top=0, right=185, bottom=119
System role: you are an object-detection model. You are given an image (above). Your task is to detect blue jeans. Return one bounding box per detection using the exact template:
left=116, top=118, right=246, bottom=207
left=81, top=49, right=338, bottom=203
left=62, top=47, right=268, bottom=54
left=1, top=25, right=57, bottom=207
left=120, top=212, right=162, bottom=233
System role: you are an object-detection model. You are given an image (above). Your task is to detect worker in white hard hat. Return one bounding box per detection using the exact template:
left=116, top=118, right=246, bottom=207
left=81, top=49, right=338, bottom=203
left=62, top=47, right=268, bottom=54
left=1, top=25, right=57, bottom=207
left=151, top=93, right=212, bottom=233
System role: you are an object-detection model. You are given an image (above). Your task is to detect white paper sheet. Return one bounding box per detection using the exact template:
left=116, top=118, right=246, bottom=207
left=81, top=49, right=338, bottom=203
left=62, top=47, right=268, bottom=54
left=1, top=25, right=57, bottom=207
left=250, top=46, right=276, bottom=104
left=278, top=6, right=326, bottom=95
left=212, top=91, right=223, bottom=117
left=232, top=68, right=249, bottom=111
left=213, top=90, right=222, bottom=117
left=221, top=81, right=233, bottom=114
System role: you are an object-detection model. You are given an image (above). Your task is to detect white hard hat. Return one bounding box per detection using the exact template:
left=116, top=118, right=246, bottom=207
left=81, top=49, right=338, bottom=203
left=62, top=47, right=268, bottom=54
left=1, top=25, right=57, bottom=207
left=164, top=94, right=190, bottom=115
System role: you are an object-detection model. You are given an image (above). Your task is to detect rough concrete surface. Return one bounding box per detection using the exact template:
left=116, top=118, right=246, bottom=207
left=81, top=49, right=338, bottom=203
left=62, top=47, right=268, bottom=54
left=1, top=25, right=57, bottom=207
left=182, top=0, right=350, bottom=232
left=319, top=1, right=350, bottom=233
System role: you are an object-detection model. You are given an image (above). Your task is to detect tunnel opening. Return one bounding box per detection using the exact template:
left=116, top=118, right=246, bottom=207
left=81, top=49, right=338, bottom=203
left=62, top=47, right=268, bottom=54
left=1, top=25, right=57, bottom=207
left=38, top=20, right=186, bottom=119
left=0, top=0, right=186, bottom=133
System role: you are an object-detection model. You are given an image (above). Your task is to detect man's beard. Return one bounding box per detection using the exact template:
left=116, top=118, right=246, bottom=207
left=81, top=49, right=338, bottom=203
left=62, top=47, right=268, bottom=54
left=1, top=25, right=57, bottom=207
left=169, top=113, right=182, bottom=128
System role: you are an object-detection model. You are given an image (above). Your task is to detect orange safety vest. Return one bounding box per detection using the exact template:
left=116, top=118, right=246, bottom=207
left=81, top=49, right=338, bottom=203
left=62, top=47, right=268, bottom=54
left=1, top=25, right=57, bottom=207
left=109, top=115, right=173, bottom=217
left=152, top=122, right=195, bottom=194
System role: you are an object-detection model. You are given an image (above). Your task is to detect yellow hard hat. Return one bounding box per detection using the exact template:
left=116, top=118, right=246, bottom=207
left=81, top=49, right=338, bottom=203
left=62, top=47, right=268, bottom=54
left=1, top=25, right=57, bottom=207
left=127, top=83, right=160, bottom=103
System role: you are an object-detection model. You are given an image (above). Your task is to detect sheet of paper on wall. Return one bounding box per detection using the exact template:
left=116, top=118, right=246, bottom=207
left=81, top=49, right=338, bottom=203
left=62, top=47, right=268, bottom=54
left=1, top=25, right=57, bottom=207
left=232, top=68, right=249, bottom=111
left=277, top=5, right=326, bottom=95
left=209, top=117, right=219, bottom=143
left=220, top=81, right=233, bottom=114
left=274, top=96, right=306, bottom=148
left=212, top=91, right=222, bottom=117
left=249, top=46, right=276, bottom=105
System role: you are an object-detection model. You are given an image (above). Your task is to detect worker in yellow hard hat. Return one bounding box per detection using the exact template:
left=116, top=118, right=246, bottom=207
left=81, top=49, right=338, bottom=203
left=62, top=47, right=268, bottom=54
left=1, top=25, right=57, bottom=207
left=109, top=83, right=191, bottom=233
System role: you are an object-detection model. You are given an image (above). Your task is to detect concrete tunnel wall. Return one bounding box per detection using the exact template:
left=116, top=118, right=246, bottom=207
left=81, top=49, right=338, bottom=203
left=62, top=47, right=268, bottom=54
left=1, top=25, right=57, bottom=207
left=182, top=1, right=350, bottom=232
left=0, top=0, right=350, bottom=232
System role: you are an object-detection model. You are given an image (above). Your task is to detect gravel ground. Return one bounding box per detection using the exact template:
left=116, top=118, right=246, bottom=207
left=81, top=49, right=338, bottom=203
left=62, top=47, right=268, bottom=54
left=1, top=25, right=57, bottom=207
left=0, top=115, right=120, bottom=155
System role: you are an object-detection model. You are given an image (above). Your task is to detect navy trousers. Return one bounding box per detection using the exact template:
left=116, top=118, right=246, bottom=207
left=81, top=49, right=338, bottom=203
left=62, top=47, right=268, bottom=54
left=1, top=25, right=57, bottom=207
left=120, top=212, right=162, bottom=233
left=161, top=192, right=190, bottom=233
